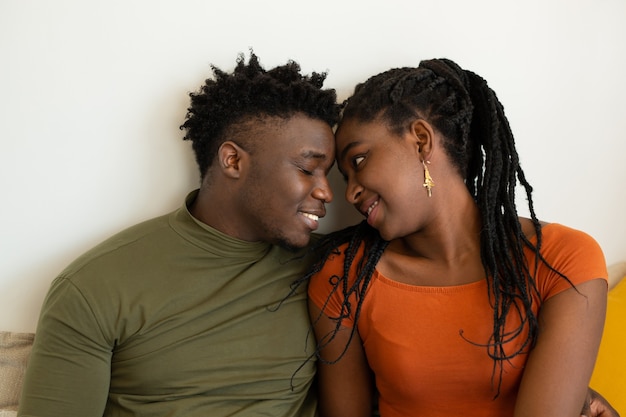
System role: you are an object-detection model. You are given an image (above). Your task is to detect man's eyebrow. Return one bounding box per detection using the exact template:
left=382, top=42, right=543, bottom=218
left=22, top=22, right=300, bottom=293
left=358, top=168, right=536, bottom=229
left=299, top=149, right=336, bottom=173
left=300, top=150, right=328, bottom=159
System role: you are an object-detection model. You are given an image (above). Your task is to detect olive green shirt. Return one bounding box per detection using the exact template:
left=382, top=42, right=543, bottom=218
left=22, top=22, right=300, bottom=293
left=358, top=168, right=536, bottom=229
left=19, top=191, right=318, bottom=417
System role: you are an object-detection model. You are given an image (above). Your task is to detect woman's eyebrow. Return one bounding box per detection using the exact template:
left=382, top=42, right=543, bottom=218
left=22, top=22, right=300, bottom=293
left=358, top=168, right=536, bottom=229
left=338, top=141, right=361, bottom=165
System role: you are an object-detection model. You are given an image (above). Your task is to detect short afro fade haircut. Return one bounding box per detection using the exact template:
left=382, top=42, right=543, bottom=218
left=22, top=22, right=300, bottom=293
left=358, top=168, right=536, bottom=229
left=180, top=52, right=341, bottom=179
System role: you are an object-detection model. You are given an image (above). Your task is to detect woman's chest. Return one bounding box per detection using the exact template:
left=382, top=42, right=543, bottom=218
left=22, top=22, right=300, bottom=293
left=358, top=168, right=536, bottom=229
left=357, top=278, right=528, bottom=409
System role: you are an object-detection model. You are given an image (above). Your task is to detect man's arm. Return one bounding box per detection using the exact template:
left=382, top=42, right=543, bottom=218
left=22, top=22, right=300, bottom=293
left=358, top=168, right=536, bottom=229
left=581, top=387, right=620, bottom=417
left=19, top=277, right=112, bottom=417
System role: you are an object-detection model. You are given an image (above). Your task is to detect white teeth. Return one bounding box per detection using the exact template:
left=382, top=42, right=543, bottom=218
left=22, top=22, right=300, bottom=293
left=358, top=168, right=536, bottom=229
left=367, top=201, right=379, bottom=216
left=302, top=212, right=319, bottom=221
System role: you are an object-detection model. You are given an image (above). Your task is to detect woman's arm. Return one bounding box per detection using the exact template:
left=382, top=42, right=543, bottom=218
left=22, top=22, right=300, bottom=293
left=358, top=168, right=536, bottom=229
left=515, top=278, right=608, bottom=417
left=308, top=299, right=374, bottom=417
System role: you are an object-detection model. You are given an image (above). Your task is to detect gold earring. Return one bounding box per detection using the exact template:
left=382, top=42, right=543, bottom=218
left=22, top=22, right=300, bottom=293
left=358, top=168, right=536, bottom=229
left=422, top=160, right=435, bottom=197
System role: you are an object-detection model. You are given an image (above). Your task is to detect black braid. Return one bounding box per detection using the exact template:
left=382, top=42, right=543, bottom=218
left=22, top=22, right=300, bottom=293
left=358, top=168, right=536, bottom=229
left=302, top=58, right=573, bottom=396
left=295, top=221, right=388, bottom=359
left=288, top=221, right=386, bottom=388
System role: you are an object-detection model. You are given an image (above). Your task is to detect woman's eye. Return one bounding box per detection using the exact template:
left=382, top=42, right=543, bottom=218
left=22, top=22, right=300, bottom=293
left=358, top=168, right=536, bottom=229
left=353, top=156, right=365, bottom=167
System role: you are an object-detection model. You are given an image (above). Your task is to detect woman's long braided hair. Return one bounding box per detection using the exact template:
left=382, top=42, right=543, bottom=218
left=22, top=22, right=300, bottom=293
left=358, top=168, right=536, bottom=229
left=299, top=58, right=568, bottom=394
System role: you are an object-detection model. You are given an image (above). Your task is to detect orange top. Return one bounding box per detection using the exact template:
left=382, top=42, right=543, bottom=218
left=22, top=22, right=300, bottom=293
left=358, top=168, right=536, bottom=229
left=308, top=223, right=607, bottom=417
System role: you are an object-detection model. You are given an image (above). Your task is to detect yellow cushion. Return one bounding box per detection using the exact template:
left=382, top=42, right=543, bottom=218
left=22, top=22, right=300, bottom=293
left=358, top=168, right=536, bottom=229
left=590, top=275, right=626, bottom=415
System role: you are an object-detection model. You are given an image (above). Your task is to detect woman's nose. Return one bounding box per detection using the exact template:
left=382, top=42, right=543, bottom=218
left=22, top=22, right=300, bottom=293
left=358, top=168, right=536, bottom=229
left=345, top=177, right=362, bottom=205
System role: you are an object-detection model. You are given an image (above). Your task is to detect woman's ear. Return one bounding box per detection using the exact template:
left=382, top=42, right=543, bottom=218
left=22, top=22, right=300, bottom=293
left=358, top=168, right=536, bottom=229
left=410, top=119, right=435, bottom=160
left=217, top=141, right=248, bottom=179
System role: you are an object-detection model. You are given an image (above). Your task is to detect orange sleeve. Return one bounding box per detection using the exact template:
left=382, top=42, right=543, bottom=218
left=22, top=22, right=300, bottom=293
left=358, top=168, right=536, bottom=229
left=532, top=223, right=608, bottom=300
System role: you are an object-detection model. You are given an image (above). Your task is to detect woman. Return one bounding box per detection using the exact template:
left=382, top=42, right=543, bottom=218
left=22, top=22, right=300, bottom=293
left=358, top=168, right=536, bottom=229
left=306, top=59, right=608, bottom=416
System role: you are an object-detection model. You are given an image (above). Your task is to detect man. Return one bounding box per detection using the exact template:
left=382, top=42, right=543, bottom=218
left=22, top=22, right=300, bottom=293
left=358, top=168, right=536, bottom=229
left=18, top=53, right=618, bottom=417
left=19, top=52, right=339, bottom=417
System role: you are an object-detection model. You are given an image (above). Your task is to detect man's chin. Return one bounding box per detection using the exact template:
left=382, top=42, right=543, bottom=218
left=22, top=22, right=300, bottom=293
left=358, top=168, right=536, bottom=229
left=276, top=235, right=310, bottom=252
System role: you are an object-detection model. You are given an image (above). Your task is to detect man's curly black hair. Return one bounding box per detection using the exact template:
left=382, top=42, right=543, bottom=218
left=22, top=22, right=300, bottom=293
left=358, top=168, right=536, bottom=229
left=180, top=52, right=341, bottom=179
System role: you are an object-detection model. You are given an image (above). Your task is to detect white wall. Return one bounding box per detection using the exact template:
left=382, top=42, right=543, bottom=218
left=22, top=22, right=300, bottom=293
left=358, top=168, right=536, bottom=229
left=1, top=0, right=625, bottom=332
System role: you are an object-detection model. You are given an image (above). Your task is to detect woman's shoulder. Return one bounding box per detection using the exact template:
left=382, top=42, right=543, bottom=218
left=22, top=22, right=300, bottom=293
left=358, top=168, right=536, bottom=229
left=538, top=221, right=599, bottom=247
left=520, top=217, right=605, bottom=272
left=523, top=219, right=607, bottom=285
left=519, top=217, right=597, bottom=245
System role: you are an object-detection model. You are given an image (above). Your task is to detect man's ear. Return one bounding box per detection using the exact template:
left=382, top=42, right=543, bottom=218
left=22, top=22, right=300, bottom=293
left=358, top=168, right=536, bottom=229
left=217, top=141, right=247, bottom=179
left=410, top=119, right=435, bottom=160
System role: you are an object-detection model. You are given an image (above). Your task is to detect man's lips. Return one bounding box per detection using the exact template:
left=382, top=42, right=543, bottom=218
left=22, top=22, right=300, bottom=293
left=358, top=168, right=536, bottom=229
left=300, top=212, right=320, bottom=222
left=299, top=209, right=325, bottom=230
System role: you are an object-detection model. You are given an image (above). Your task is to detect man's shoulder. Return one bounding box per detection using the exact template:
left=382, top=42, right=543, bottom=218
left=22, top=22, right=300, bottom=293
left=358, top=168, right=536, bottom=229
left=60, top=212, right=174, bottom=278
